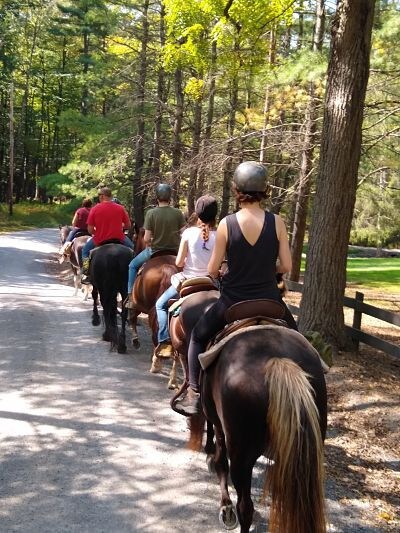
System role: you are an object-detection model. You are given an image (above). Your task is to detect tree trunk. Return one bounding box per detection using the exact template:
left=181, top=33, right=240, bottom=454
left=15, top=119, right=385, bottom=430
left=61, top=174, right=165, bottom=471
left=298, top=0, right=375, bottom=347
left=220, top=73, right=238, bottom=219
left=187, top=98, right=202, bottom=214
left=197, top=40, right=217, bottom=196
left=132, top=0, right=149, bottom=228
left=259, top=28, right=276, bottom=164
left=171, top=68, right=184, bottom=206
left=289, top=0, right=325, bottom=281
left=149, top=4, right=166, bottom=182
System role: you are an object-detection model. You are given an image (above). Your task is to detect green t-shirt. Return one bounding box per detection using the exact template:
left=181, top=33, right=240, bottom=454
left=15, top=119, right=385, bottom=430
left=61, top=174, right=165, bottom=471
left=144, top=206, right=185, bottom=252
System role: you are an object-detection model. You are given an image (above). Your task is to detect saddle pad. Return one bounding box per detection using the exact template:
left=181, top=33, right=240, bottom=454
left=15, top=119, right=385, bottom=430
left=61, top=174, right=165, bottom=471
left=198, top=325, right=330, bottom=373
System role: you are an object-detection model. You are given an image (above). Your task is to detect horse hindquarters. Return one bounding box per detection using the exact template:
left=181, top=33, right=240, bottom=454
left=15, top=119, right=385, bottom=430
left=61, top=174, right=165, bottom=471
left=264, top=357, right=326, bottom=533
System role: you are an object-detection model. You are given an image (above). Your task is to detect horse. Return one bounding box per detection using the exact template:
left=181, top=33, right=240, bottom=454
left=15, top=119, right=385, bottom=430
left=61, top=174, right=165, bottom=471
left=59, top=225, right=91, bottom=299
left=89, top=242, right=134, bottom=354
left=170, top=294, right=327, bottom=533
left=129, top=251, right=180, bottom=388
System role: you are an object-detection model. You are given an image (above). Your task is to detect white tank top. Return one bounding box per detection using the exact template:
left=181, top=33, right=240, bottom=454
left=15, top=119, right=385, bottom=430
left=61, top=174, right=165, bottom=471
left=182, top=226, right=216, bottom=278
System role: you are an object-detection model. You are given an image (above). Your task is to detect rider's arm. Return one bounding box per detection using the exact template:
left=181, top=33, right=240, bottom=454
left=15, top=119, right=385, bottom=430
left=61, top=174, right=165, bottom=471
left=175, top=237, right=188, bottom=268
left=208, top=219, right=228, bottom=279
left=275, top=215, right=292, bottom=274
left=144, top=229, right=153, bottom=247
left=87, top=224, right=95, bottom=235
left=71, top=212, right=78, bottom=226
left=122, top=208, right=131, bottom=230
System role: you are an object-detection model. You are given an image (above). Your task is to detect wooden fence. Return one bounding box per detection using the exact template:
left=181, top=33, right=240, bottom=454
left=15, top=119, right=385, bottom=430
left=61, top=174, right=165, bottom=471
left=285, top=280, right=400, bottom=359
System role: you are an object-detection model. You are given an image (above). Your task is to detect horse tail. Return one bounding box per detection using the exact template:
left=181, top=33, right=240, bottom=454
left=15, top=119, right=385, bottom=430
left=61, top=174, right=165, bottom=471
left=264, top=357, right=326, bottom=533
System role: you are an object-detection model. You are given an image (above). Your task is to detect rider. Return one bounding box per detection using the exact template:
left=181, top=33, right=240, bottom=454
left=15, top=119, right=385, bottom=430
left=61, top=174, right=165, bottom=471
left=125, top=183, right=186, bottom=308
left=175, top=161, right=298, bottom=416
left=59, top=198, right=92, bottom=256
left=154, top=195, right=218, bottom=357
left=81, top=187, right=134, bottom=279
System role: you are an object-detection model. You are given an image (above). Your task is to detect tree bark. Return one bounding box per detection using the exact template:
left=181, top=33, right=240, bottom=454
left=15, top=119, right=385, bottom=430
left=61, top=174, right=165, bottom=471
left=289, top=0, right=325, bottom=281
left=187, top=97, right=202, bottom=214
left=171, top=67, right=184, bottom=206
left=298, top=0, right=375, bottom=347
left=149, top=3, right=166, bottom=182
left=197, top=39, right=217, bottom=197
left=132, top=0, right=149, bottom=228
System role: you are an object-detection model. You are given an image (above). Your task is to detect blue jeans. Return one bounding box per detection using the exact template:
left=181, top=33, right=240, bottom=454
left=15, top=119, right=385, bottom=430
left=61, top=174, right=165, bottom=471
left=82, top=236, right=134, bottom=261
left=127, top=247, right=152, bottom=293
left=155, top=284, right=179, bottom=343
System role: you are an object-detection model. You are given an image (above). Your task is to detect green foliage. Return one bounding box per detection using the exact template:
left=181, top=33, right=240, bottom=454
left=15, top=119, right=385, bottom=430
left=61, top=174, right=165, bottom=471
left=0, top=201, right=76, bottom=232
left=38, top=173, right=73, bottom=197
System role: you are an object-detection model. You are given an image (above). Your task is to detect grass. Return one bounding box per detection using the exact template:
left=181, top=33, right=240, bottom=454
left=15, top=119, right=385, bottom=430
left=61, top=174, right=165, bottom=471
left=345, top=257, right=400, bottom=293
left=0, top=201, right=76, bottom=232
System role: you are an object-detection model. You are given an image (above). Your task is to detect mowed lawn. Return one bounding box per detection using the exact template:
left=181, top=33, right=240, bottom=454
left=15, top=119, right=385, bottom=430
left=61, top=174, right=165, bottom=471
left=346, top=257, right=400, bottom=293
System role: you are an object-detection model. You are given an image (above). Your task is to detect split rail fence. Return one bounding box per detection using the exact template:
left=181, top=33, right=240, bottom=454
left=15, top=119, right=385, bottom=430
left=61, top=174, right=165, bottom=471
left=285, top=280, right=400, bottom=359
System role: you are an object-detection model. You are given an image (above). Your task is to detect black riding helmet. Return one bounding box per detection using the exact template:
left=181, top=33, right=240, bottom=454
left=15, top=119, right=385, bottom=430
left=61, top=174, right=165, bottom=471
left=195, top=195, right=218, bottom=223
left=156, top=183, right=172, bottom=202
left=233, top=161, right=267, bottom=192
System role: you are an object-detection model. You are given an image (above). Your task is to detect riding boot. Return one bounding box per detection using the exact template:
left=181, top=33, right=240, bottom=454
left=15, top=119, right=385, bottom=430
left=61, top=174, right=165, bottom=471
left=123, top=295, right=136, bottom=310
left=81, top=258, right=91, bottom=284
left=174, top=387, right=200, bottom=416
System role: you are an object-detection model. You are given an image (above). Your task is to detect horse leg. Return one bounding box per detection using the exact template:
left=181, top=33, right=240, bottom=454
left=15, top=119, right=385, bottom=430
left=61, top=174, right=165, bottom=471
left=213, top=424, right=238, bottom=530
left=149, top=352, right=163, bottom=373
left=204, top=421, right=216, bottom=473
left=117, top=295, right=128, bottom=354
left=167, top=354, right=180, bottom=389
left=91, top=287, right=100, bottom=326
left=129, top=310, right=140, bottom=349
left=229, top=452, right=256, bottom=533
left=72, top=270, right=79, bottom=296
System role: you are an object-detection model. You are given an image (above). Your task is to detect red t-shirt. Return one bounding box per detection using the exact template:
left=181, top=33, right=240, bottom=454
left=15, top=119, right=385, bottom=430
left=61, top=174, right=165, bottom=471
left=75, top=207, right=91, bottom=230
left=87, top=201, right=131, bottom=245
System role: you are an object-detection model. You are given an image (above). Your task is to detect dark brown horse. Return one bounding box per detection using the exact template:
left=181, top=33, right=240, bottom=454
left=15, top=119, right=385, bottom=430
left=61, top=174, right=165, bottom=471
left=129, top=252, right=179, bottom=388
left=59, top=225, right=91, bottom=299
left=171, top=295, right=327, bottom=533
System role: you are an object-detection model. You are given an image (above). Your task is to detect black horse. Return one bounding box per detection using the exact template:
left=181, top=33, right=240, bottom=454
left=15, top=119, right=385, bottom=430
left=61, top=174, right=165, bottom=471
left=170, top=293, right=327, bottom=532
left=90, top=242, right=134, bottom=353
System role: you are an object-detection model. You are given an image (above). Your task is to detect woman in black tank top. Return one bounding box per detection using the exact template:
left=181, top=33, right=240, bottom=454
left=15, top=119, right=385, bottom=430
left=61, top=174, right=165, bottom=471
left=175, top=162, right=297, bottom=416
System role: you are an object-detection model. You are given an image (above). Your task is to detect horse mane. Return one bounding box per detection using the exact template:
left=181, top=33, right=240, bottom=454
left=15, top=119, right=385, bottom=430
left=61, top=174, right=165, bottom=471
left=134, top=227, right=146, bottom=255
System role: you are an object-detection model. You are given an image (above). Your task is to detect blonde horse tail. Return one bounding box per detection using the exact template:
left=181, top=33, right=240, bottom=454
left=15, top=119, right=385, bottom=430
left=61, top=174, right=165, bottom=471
left=264, top=358, right=326, bottom=533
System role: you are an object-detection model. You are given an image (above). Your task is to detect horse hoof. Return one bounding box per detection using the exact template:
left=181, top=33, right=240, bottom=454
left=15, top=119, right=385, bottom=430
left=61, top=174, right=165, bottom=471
left=167, top=380, right=178, bottom=390
left=149, top=356, right=163, bottom=373
left=206, top=455, right=215, bottom=474
left=92, top=318, right=101, bottom=326
left=102, top=334, right=111, bottom=342
left=131, top=338, right=140, bottom=349
left=218, top=505, right=238, bottom=530
left=118, top=346, right=127, bottom=354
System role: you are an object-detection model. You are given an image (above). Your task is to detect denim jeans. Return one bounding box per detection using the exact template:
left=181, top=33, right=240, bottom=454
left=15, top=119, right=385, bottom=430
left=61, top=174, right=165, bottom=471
left=155, top=284, right=179, bottom=343
left=82, top=236, right=134, bottom=261
left=127, top=247, right=152, bottom=293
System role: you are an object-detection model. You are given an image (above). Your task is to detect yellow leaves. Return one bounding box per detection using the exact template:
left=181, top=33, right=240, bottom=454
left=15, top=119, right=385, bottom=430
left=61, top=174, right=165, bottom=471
left=184, top=77, right=205, bottom=101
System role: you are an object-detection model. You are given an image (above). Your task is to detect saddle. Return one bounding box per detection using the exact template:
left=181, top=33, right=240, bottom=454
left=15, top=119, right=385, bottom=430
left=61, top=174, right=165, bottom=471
left=214, top=299, right=287, bottom=345
left=151, top=249, right=177, bottom=259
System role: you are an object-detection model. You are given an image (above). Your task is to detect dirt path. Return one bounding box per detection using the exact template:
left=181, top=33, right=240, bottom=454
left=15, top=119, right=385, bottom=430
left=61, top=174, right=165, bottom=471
left=0, top=228, right=398, bottom=532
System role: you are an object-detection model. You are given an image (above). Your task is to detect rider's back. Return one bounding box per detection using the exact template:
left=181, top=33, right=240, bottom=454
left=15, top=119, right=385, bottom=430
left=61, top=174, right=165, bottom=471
left=87, top=201, right=129, bottom=245
left=221, top=211, right=279, bottom=301
left=144, top=206, right=185, bottom=252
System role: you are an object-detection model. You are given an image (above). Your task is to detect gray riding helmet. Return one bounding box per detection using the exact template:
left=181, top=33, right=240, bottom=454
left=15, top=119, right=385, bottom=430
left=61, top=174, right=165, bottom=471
left=156, top=183, right=172, bottom=201
left=233, top=161, right=267, bottom=192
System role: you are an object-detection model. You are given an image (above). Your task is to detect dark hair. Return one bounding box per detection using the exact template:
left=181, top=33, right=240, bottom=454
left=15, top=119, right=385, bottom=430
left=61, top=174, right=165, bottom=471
left=82, top=198, right=92, bottom=208
left=233, top=187, right=267, bottom=204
